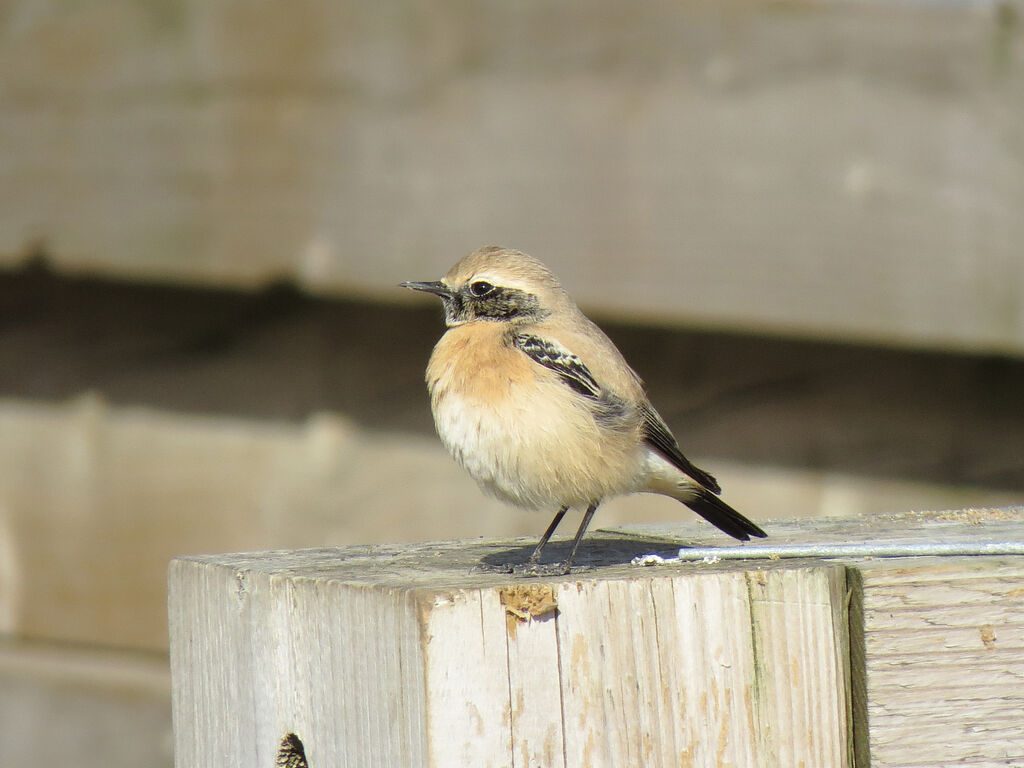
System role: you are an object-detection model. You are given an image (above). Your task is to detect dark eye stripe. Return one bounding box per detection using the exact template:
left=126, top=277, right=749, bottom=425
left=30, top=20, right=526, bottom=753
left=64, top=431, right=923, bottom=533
left=465, top=285, right=543, bottom=321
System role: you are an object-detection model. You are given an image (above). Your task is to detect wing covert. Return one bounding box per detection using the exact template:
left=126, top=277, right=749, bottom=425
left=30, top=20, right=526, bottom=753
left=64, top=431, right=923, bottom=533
left=512, top=333, right=602, bottom=400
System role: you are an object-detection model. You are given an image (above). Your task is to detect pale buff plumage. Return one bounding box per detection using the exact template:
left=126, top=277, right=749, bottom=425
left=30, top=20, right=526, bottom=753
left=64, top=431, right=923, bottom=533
left=427, top=321, right=644, bottom=510
left=403, top=246, right=765, bottom=572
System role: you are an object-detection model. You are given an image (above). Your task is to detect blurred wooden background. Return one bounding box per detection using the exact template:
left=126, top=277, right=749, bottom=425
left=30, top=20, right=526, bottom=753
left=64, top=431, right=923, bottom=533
left=0, top=0, right=1021, bottom=765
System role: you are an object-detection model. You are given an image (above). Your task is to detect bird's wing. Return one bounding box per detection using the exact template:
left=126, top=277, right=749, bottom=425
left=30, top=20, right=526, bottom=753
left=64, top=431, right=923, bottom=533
left=511, top=332, right=631, bottom=427
left=639, top=403, right=721, bottom=494
left=512, top=332, right=722, bottom=492
left=512, top=333, right=603, bottom=399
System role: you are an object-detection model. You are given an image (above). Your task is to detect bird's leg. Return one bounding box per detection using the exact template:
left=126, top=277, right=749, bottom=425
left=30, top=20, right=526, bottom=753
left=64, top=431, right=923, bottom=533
left=553, top=502, right=599, bottom=574
left=527, top=506, right=568, bottom=564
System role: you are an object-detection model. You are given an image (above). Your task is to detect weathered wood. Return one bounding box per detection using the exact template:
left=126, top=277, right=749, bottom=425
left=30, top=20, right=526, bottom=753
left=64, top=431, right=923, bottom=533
left=0, top=640, right=171, bottom=768
left=620, top=508, right=1024, bottom=767
left=854, top=556, right=1024, bottom=768
left=170, top=509, right=1024, bottom=767
left=2, top=2, right=1023, bottom=354
left=169, top=540, right=851, bottom=767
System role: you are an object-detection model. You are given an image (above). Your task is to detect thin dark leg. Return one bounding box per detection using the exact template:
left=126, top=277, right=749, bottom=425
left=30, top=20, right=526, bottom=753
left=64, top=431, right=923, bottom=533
left=528, top=506, right=568, bottom=564
left=554, top=502, right=599, bottom=574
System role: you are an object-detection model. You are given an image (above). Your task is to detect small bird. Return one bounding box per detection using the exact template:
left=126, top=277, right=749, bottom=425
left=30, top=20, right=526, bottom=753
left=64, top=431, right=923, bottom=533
left=402, top=246, right=766, bottom=573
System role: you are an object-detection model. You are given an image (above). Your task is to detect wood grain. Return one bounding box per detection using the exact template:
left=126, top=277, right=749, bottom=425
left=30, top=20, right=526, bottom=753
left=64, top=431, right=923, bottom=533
left=169, top=542, right=850, bottom=767
left=2, top=2, right=1022, bottom=354
left=170, top=510, right=1024, bottom=766
left=857, top=556, right=1024, bottom=767
left=620, top=508, right=1024, bottom=767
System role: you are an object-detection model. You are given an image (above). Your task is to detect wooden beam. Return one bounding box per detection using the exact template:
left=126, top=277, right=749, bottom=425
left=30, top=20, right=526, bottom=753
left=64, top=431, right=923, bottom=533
left=169, top=509, right=1024, bottom=767
left=3, top=2, right=1023, bottom=354
left=853, top=555, right=1024, bottom=767
left=621, top=508, right=1024, bottom=767
left=169, top=542, right=851, bottom=767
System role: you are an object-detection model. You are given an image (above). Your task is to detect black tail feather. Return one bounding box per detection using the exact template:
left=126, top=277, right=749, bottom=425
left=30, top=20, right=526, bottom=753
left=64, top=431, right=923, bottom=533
left=683, top=488, right=767, bottom=541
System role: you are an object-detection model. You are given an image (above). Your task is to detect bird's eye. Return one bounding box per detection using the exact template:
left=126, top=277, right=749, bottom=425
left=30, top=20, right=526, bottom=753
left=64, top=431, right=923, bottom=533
left=469, top=281, right=496, bottom=297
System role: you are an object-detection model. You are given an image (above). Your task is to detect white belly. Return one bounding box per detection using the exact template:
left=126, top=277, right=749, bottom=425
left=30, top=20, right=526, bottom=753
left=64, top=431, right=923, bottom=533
left=432, top=391, right=547, bottom=508
left=431, top=387, right=646, bottom=510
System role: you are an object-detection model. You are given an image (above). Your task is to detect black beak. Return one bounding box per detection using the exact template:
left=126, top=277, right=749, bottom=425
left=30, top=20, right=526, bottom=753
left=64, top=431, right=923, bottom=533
left=400, top=280, right=453, bottom=299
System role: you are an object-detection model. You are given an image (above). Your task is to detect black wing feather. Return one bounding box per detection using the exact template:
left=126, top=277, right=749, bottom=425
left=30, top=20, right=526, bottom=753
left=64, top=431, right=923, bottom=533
left=685, top=487, right=767, bottom=540
left=640, top=404, right=722, bottom=494
left=512, top=333, right=631, bottom=427
left=512, top=333, right=602, bottom=399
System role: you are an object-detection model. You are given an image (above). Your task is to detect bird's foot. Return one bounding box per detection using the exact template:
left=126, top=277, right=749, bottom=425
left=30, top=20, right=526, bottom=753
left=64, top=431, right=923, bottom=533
left=472, top=560, right=590, bottom=577
left=512, top=562, right=571, bottom=577
left=513, top=560, right=594, bottom=577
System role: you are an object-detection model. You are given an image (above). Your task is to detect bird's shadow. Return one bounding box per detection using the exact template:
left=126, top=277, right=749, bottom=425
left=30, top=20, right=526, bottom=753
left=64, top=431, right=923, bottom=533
left=478, top=536, right=682, bottom=574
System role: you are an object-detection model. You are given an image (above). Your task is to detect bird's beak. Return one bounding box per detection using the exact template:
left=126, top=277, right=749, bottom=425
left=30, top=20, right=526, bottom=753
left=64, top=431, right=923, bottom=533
left=400, top=280, right=453, bottom=299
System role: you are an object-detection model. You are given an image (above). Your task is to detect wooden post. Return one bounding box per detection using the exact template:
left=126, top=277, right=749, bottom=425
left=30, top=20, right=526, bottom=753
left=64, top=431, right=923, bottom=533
left=169, top=543, right=850, bottom=767
left=618, top=509, right=1024, bottom=767
left=168, top=508, right=1024, bottom=768
left=853, top=553, right=1024, bottom=766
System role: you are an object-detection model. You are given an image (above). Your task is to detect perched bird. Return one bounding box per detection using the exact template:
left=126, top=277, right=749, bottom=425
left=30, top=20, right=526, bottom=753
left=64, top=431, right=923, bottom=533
left=402, top=246, right=766, bottom=573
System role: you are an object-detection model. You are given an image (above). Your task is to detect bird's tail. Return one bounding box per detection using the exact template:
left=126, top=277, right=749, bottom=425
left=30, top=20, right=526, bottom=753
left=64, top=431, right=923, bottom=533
left=680, top=487, right=767, bottom=541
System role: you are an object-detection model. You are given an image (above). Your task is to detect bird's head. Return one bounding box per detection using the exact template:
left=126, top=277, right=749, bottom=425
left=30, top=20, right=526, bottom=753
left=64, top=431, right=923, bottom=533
left=401, top=246, right=571, bottom=327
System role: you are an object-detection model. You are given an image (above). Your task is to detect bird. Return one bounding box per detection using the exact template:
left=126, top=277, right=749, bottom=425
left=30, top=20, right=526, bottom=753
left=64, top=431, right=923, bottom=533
left=402, top=246, right=766, bottom=573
